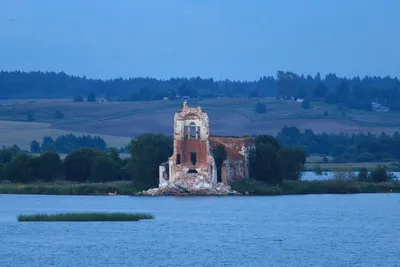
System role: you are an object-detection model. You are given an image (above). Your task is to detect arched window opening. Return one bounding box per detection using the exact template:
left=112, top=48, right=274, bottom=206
left=176, top=154, right=181, bottom=165
left=190, top=152, right=197, bottom=166
left=188, top=169, right=198, bottom=174
left=189, top=122, right=197, bottom=139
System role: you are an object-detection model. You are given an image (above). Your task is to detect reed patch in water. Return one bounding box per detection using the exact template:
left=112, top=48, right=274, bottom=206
left=17, top=212, right=154, bottom=222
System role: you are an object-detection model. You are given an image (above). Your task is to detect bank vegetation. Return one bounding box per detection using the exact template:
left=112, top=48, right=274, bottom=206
left=0, top=132, right=398, bottom=196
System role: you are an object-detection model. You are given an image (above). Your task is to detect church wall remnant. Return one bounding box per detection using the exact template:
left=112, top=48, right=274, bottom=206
left=147, top=101, right=255, bottom=195
left=209, top=136, right=254, bottom=182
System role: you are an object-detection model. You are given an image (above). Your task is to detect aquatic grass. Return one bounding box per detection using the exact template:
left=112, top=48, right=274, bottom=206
left=17, top=212, right=154, bottom=222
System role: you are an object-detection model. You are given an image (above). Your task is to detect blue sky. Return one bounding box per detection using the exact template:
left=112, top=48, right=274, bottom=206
left=1, top=0, right=399, bottom=80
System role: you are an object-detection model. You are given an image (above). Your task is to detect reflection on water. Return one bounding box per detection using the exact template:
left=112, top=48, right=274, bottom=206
left=1, top=194, right=399, bottom=267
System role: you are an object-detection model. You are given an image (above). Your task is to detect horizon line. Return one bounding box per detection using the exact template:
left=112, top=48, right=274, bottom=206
left=1, top=69, right=399, bottom=82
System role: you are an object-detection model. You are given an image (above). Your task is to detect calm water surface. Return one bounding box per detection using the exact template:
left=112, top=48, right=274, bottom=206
left=1, top=194, right=400, bottom=267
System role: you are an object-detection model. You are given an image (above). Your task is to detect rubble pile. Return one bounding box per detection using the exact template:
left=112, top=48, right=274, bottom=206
left=139, top=173, right=240, bottom=196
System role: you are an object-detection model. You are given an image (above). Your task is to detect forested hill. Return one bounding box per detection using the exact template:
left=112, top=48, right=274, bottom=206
left=0, top=70, right=275, bottom=99
left=1, top=70, right=400, bottom=111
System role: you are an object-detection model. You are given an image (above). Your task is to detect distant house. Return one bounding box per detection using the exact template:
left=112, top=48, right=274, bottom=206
left=371, top=102, right=389, bottom=112
left=97, top=98, right=108, bottom=103
left=163, top=97, right=169, bottom=101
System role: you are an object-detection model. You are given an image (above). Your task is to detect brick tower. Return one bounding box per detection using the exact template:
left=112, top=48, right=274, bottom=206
left=159, top=101, right=217, bottom=187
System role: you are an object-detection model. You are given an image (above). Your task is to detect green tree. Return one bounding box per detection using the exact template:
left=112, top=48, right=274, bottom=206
left=0, top=163, right=4, bottom=180
left=212, top=144, right=227, bottom=182
left=87, top=92, right=96, bottom=102
left=35, top=152, right=62, bottom=182
left=41, top=136, right=56, bottom=152
left=63, top=148, right=105, bottom=182
left=0, top=146, right=18, bottom=164
left=166, top=88, right=177, bottom=100
left=249, top=135, right=283, bottom=184
left=278, top=147, right=306, bottom=180
left=27, top=113, right=35, bottom=122
left=369, top=165, right=395, bottom=183
left=336, top=81, right=350, bottom=103
left=54, top=110, right=64, bottom=119
left=313, top=82, right=328, bottom=98
left=30, top=140, right=41, bottom=153
left=256, top=134, right=281, bottom=151
left=357, top=167, right=369, bottom=182
left=355, top=153, right=376, bottom=162
left=2, top=153, right=35, bottom=183
left=91, top=155, right=120, bottom=182
left=107, top=147, right=121, bottom=163
left=139, top=87, right=152, bottom=100
left=255, top=102, right=267, bottom=113
left=73, top=95, right=84, bottom=102
left=129, top=93, right=139, bottom=101
left=325, top=93, right=338, bottom=104
left=129, top=133, right=173, bottom=190
left=119, top=158, right=133, bottom=181
left=301, top=99, right=311, bottom=109
left=313, top=166, right=323, bottom=177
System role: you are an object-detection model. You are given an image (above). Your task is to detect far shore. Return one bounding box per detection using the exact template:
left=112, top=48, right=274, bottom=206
left=304, top=161, right=400, bottom=172
left=0, top=179, right=398, bottom=196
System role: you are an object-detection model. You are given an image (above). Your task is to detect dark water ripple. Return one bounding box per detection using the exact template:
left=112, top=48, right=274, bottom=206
left=1, top=194, right=400, bottom=267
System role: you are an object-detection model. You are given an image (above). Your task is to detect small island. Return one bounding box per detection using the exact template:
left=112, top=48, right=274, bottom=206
left=17, top=212, right=155, bottom=222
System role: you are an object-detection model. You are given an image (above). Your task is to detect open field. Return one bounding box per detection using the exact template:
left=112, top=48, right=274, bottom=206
left=0, top=120, right=131, bottom=150
left=0, top=97, right=399, bottom=149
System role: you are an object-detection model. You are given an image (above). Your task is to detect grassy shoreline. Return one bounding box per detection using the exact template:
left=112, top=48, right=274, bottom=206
left=0, top=181, right=138, bottom=195
left=1, top=180, right=399, bottom=196
left=231, top=179, right=400, bottom=195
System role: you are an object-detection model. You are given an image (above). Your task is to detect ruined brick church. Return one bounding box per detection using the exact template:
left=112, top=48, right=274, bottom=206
left=145, top=101, right=254, bottom=195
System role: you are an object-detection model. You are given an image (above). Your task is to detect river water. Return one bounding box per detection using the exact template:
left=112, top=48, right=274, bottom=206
left=1, top=194, right=400, bottom=267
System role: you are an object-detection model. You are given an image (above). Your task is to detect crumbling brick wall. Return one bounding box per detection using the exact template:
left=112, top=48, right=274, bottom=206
left=210, top=136, right=255, bottom=183
left=159, top=101, right=254, bottom=189
left=167, top=101, right=216, bottom=184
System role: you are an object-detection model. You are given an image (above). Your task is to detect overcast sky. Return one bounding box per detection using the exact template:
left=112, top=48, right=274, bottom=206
left=1, top=0, right=399, bottom=80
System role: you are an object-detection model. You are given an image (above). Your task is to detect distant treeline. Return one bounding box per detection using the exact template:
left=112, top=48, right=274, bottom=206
left=0, top=70, right=274, bottom=99
left=0, top=147, right=131, bottom=184
left=30, top=134, right=109, bottom=154
left=277, top=126, right=400, bottom=162
left=1, top=71, right=400, bottom=111
left=21, top=126, right=400, bottom=164
left=26, top=127, right=400, bottom=164
left=276, top=71, right=400, bottom=111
